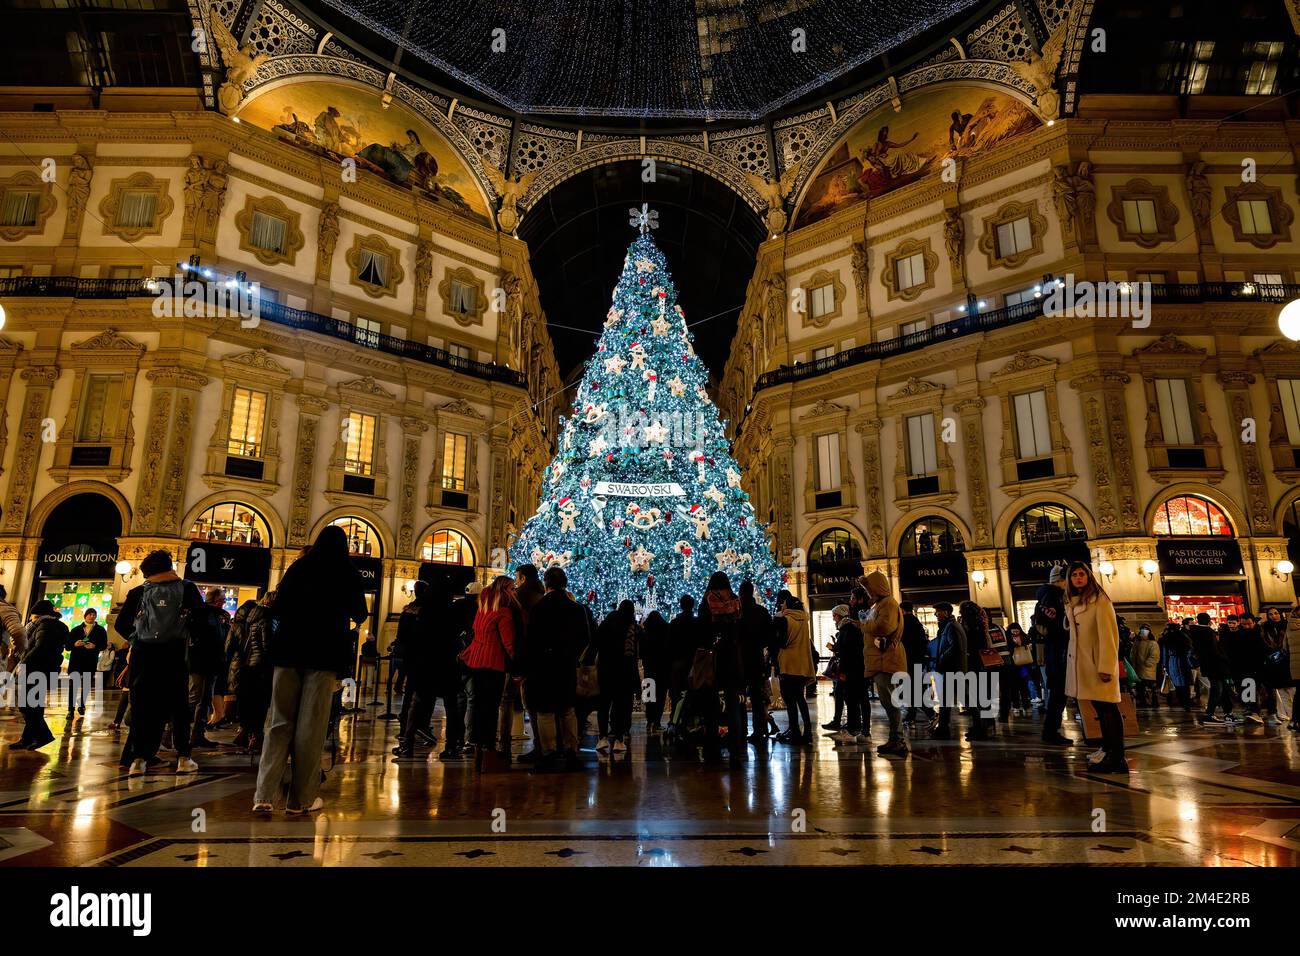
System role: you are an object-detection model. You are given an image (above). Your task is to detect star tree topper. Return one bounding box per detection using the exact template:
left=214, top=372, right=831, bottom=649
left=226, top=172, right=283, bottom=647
left=629, top=202, right=659, bottom=235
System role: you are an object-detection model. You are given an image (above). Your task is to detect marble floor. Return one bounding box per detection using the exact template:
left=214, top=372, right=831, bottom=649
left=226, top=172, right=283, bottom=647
left=1, top=686, right=1297, bottom=867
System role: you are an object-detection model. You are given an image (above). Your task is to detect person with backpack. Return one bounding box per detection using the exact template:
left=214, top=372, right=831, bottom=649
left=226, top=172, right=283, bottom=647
left=698, top=572, right=747, bottom=765
left=9, top=601, right=69, bottom=751
left=188, top=588, right=230, bottom=749
left=254, top=526, right=368, bottom=813
left=116, top=549, right=208, bottom=775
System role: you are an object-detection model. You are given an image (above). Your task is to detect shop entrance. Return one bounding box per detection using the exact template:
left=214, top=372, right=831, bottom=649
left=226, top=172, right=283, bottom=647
left=1152, top=494, right=1246, bottom=624
left=185, top=503, right=274, bottom=612
left=33, top=493, right=122, bottom=625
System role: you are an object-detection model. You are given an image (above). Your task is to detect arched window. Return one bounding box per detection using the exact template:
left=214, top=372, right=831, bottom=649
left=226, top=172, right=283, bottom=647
left=330, top=516, right=382, bottom=557
left=900, top=517, right=964, bottom=556
left=421, top=529, right=474, bottom=565
left=809, top=527, right=861, bottom=564
left=1151, top=495, right=1234, bottom=537
left=1010, top=503, right=1087, bottom=548
left=190, top=503, right=270, bottom=547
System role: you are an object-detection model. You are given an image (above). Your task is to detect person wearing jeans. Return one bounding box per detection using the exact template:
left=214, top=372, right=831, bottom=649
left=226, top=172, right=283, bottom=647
left=253, top=526, right=367, bottom=813
left=459, top=576, right=519, bottom=765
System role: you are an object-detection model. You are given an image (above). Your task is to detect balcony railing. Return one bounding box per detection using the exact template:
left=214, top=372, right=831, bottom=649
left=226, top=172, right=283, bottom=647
left=753, top=281, right=1297, bottom=392
left=0, top=275, right=527, bottom=389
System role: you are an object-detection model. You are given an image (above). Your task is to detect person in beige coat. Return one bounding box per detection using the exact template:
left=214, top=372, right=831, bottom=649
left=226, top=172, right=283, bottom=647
left=1064, top=561, right=1127, bottom=772
left=774, top=591, right=815, bottom=745
left=860, top=571, right=909, bottom=756
left=1130, top=625, right=1160, bottom=706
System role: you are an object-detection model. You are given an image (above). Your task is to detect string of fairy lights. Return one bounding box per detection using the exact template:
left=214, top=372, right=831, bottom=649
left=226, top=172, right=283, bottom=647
left=312, top=0, right=984, bottom=119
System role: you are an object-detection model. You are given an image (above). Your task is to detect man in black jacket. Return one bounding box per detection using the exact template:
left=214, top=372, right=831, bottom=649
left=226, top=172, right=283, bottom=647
left=12, top=600, right=69, bottom=751
left=738, top=581, right=772, bottom=745
left=523, top=567, right=589, bottom=772
left=187, top=588, right=229, bottom=749
left=1191, top=612, right=1236, bottom=723
left=1033, top=567, right=1072, bottom=744
left=667, top=595, right=698, bottom=725
left=899, top=602, right=929, bottom=725
left=931, top=602, right=966, bottom=739
left=65, top=607, right=108, bottom=719
left=116, top=549, right=208, bottom=774
left=393, top=579, right=462, bottom=761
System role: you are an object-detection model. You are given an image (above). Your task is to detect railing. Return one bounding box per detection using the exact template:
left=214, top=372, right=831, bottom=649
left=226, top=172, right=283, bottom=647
left=0, top=275, right=528, bottom=389
left=753, top=281, right=1298, bottom=391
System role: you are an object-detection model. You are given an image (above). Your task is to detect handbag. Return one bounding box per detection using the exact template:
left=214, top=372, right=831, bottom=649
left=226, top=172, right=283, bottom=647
left=1122, top=659, right=1138, bottom=684
left=768, top=675, right=785, bottom=709
left=1012, top=645, right=1033, bottom=667
left=688, top=647, right=717, bottom=691
left=978, top=648, right=1003, bottom=670
left=823, top=657, right=842, bottom=682
left=95, top=648, right=115, bottom=672
left=1158, top=673, right=1173, bottom=695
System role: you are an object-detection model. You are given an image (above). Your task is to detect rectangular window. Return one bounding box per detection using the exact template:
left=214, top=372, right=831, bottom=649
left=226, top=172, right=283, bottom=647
left=357, top=248, right=390, bottom=288
left=1279, top=379, right=1300, bottom=446
left=108, top=265, right=144, bottom=279
left=227, top=386, right=267, bottom=458
left=1238, top=199, right=1273, bottom=235
left=1254, top=273, right=1285, bottom=288
left=115, top=189, right=157, bottom=229
left=815, top=433, right=840, bottom=491
left=1185, top=40, right=1215, bottom=94
left=900, top=319, right=927, bottom=337
left=0, top=190, right=39, bottom=227
left=353, top=316, right=380, bottom=348
left=809, top=284, right=834, bottom=319
left=1004, top=286, right=1042, bottom=307
left=1123, top=199, right=1159, bottom=235
left=906, top=413, right=937, bottom=478
left=1245, top=41, right=1282, bottom=95
left=895, top=252, right=926, bottom=291
left=1155, top=378, right=1197, bottom=445
left=995, top=216, right=1033, bottom=258
left=343, top=412, right=377, bottom=476
left=441, top=432, right=468, bottom=490
left=1135, top=272, right=1167, bottom=285
left=812, top=345, right=834, bottom=361
left=0, top=265, right=22, bottom=278
left=248, top=211, right=287, bottom=255
left=76, top=374, right=124, bottom=442
left=448, top=342, right=472, bottom=362
left=1013, top=390, right=1053, bottom=459
left=449, top=279, right=477, bottom=315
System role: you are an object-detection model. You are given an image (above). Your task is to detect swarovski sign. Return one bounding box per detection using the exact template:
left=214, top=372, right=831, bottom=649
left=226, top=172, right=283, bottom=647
left=593, top=481, right=686, bottom=497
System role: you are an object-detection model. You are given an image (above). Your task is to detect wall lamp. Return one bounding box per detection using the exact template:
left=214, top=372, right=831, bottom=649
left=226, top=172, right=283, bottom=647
left=1140, top=559, right=1159, bottom=582
left=1274, top=560, right=1294, bottom=583
left=970, top=569, right=987, bottom=591
left=1097, top=560, right=1115, bottom=583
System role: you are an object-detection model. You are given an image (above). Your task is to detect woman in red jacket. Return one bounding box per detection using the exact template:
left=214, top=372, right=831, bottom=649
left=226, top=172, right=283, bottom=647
left=460, top=576, right=519, bottom=761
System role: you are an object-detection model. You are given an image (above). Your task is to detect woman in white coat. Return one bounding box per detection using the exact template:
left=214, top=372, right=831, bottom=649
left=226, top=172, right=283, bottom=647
left=1064, top=561, right=1127, bottom=773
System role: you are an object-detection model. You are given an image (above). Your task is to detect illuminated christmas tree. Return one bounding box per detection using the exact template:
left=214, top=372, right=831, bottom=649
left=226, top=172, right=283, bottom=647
left=509, top=205, right=787, bottom=615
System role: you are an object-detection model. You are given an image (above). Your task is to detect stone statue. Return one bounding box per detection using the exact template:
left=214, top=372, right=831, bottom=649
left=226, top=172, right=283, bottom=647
left=66, top=154, right=92, bottom=226
left=1010, top=24, right=1066, bottom=121
left=1186, top=160, right=1212, bottom=227
left=484, top=167, right=535, bottom=233
left=183, top=155, right=205, bottom=228
left=414, top=238, right=433, bottom=303
left=749, top=166, right=799, bottom=236
left=850, top=240, right=869, bottom=301
left=317, top=201, right=340, bottom=276
left=1052, top=161, right=1096, bottom=244
left=210, top=13, right=269, bottom=115
left=943, top=209, right=966, bottom=285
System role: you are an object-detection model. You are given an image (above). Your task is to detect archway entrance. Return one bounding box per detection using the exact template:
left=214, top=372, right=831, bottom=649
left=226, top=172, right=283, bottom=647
left=1152, top=494, right=1245, bottom=625
left=185, top=502, right=274, bottom=614
left=34, top=493, right=123, bottom=625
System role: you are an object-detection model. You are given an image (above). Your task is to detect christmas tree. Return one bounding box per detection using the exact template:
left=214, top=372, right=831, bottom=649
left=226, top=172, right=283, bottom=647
left=509, top=204, right=787, bottom=615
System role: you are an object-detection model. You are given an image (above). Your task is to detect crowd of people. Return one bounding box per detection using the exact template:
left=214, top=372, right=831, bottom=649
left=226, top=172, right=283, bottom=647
left=3, top=531, right=1299, bottom=807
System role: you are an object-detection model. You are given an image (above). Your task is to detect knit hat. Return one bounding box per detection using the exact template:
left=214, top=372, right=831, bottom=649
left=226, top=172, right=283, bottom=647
left=831, top=604, right=851, bottom=620
left=1047, top=564, right=1065, bottom=585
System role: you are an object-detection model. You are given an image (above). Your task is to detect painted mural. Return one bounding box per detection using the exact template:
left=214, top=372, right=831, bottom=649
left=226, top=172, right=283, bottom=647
left=792, top=86, right=1040, bottom=229
left=238, top=80, right=490, bottom=225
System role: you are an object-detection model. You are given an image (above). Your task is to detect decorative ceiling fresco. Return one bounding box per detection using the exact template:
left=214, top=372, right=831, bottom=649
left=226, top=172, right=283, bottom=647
left=792, top=84, right=1041, bottom=229
left=237, top=79, right=492, bottom=225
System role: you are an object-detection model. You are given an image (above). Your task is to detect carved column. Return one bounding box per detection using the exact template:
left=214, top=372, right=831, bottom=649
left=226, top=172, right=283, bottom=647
left=854, top=418, right=887, bottom=558
left=771, top=436, right=796, bottom=562
left=287, top=396, right=329, bottom=548
left=487, top=431, right=512, bottom=564
left=1072, top=370, right=1142, bottom=536
left=149, top=368, right=210, bottom=537
left=397, top=417, right=427, bottom=558
left=0, top=366, right=59, bottom=534
left=1219, top=372, right=1273, bottom=535
left=955, top=397, right=993, bottom=548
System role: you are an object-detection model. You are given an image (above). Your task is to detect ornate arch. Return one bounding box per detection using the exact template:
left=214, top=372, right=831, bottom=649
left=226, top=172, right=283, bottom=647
left=416, top=517, right=482, bottom=566
left=24, top=482, right=132, bottom=540
left=800, top=517, right=870, bottom=559
left=235, top=61, right=499, bottom=223
left=310, top=505, right=395, bottom=559
left=1275, top=487, right=1300, bottom=534
left=1144, top=485, right=1247, bottom=539
left=787, top=67, right=1040, bottom=226
left=994, top=492, right=1097, bottom=547
left=518, top=139, right=765, bottom=217
left=887, top=507, right=974, bottom=557
left=180, top=490, right=286, bottom=551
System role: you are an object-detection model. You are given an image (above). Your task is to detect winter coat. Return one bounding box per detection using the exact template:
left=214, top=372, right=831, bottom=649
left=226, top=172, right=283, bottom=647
left=461, top=606, right=517, bottom=673
left=833, top=617, right=864, bottom=678
left=1130, top=636, right=1160, bottom=682
left=860, top=571, right=906, bottom=677
left=523, top=589, right=590, bottom=710
left=638, top=613, right=671, bottom=678
left=1065, top=590, right=1121, bottom=704
left=775, top=607, right=814, bottom=678
left=1189, top=624, right=1230, bottom=680
left=271, top=553, right=368, bottom=676
left=1159, top=629, right=1193, bottom=688
left=1032, top=583, right=1069, bottom=678
left=188, top=604, right=229, bottom=677
left=934, top=617, right=967, bottom=674
left=21, top=615, right=69, bottom=674
left=65, top=622, right=107, bottom=673
left=698, top=589, right=745, bottom=690
left=737, top=598, right=772, bottom=685
left=223, top=602, right=255, bottom=693
left=901, top=613, right=929, bottom=669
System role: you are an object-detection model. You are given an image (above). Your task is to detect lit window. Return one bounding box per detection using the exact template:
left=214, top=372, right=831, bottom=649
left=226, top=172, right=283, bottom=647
left=115, top=190, right=157, bottom=230
left=448, top=342, right=472, bottom=362
left=906, top=413, right=937, bottom=478
left=227, top=387, right=267, bottom=458
left=1185, top=41, right=1215, bottom=94
left=1122, top=199, right=1159, bottom=235
left=900, top=319, right=927, bottom=337
left=1004, top=286, right=1042, bottom=307
left=353, top=316, right=381, bottom=348
left=1155, top=378, right=1197, bottom=445
left=1279, top=379, right=1300, bottom=446
left=441, top=432, right=468, bottom=490
left=190, top=503, right=269, bottom=547
left=330, top=516, right=381, bottom=556
left=1254, top=273, right=1285, bottom=288
left=1238, top=199, right=1273, bottom=235
left=108, top=265, right=144, bottom=279
left=809, top=284, right=834, bottom=319
left=248, top=211, right=288, bottom=255
left=344, top=412, right=377, bottom=476
left=76, top=374, right=124, bottom=442
left=1135, top=272, right=1166, bottom=285
left=0, top=265, right=22, bottom=279
left=449, top=279, right=477, bottom=315
left=815, top=433, right=840, bottom=491
left=895, top=252, right=926, bottom=291
left=812, top=345, right=834, bottom=361
left=1152, top=494, right=1233, bottom=537
left=1013, top=390, right=1052, bottom=459
left=0, top=190, right=39, bottom=227
left=995, top=216, right=1033, bottom=258
left=1245, top=41, right=1282, bottom=95
left=901, top=516, right=963, bottom=555
left=421, top=529, right=474, bottom=565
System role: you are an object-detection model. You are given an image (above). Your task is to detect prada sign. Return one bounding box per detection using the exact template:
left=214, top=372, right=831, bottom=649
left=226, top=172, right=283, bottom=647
left=1157, top=539, right=1243, bottom=577
left=38, top=541, right=119, bottom=579
left=184, top=541, right=271, bottom=586
left=898, top=552, right=968, bottom=590
left=808, top=559, right=863, bottom=596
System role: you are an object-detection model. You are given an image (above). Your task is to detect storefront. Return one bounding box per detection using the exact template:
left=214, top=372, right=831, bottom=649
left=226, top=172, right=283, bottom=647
left=1152, top=494, right=1246, bottom=624
left=32, top=493, right=122, bottom=626
left=1006, top=503, right=1091, bottom=628
left=806, top=527, right=864, bottom=660
left=331, top=516, right=384, bottom=643
left=897, top=517, right=969, bottom=633
left=417, top=528, right=477, bottom=595
left=186, top=502, right=274, bottom=612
